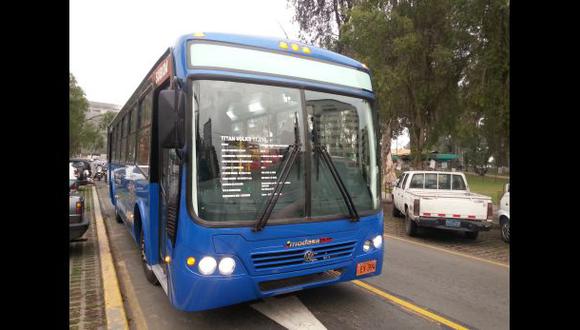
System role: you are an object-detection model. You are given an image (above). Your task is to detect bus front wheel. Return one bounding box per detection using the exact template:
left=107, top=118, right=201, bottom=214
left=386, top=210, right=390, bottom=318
left=140, top=230, right=159, bottom=286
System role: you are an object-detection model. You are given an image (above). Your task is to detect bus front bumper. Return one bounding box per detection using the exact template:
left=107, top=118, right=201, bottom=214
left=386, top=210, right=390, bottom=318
left=169, top=248, right=383, bottom=312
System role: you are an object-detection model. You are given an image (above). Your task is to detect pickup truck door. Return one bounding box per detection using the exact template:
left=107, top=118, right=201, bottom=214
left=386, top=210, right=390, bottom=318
left=396, top=173, right=408, bottom=211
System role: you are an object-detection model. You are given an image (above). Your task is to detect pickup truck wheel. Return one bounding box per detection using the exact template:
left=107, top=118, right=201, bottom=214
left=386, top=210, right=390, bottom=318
left=500, top=218, right=510, bottom=243
left=392, top=204, right=402, bottom=218
left=140, top=230, right=159, bottom=286
left=405, top=211, right=418, bottom=237
left=465, top=231, right=479, bottom=240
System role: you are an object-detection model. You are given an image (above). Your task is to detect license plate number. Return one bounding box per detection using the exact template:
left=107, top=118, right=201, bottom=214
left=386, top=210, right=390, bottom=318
left=356, top=260, right=377, bottom=276
left=445, top=219, right=461, bottom=227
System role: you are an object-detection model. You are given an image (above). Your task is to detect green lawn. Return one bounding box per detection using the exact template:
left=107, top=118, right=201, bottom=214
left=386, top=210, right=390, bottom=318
left=464, top=174, right=508, bottom=204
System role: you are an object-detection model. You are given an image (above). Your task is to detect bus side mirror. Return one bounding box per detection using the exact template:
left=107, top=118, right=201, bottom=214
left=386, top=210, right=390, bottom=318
left=158, top=89, right=185, bottom=149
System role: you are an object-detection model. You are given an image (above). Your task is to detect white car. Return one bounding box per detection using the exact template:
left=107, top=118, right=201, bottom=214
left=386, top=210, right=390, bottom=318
left=497, top=183, right=510, bottom=243
left=392, top=171, right=494, bottom=239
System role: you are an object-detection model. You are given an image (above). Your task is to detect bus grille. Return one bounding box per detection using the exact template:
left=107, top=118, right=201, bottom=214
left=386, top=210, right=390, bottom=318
left=251, top=241, right=356, bottom=271
left=258, top=269, right=343, bottom=292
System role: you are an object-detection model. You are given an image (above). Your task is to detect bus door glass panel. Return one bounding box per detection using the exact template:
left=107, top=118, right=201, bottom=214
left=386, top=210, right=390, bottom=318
left=194, top=80, right=305, bottom=221
left=305, top=90, right=378, bottom=217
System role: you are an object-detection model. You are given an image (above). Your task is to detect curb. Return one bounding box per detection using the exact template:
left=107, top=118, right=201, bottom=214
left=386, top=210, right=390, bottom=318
left=92, top=186, right=129, bottom=330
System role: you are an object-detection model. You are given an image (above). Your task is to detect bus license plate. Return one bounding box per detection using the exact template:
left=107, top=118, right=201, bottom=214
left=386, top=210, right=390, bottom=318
left=445, top=219, right=461, bottom=227
left=356, top=260, right=377, bottom=276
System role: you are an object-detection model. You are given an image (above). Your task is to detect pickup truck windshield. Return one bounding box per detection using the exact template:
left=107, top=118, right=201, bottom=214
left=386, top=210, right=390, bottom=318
left=192, top=80, right=378, bottom=222
left=408, top=173, right=467, bottom=190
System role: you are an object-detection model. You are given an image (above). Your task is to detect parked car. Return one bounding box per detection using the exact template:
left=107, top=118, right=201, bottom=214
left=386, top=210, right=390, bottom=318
left=70, top=163, right=89, bottom=240
left=392, top=171, right=494, bottom=239
left=70, top=158, right=92, bottom=185
left=498, top=183, right=510, bottom=243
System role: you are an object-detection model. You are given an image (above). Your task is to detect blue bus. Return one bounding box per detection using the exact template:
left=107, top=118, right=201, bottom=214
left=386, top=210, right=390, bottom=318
left=108, top=32, right=384, bottom=312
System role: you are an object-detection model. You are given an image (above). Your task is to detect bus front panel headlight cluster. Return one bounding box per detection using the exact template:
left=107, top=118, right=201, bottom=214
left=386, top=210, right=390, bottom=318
left=197, top=256, right=236, bottom=276
left=372, top=235, right=383, bottom=249
left=198, top=256, right=217, bottom=275
left=363, top=235, right=383, bottom=252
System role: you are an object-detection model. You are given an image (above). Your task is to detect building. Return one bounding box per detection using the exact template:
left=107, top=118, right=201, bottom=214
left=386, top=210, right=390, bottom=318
left=80, top=101, right=121, bottom=157
left=87, top=101, right=121, bottom=120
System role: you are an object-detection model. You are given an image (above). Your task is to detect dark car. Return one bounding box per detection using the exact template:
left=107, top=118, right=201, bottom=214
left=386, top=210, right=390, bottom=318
left=70, top=164, right=89, bottom=240
left=70, top=158, right=92, bottom=185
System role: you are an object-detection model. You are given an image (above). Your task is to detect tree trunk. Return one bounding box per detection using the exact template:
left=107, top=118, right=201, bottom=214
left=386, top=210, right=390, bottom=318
left=380, top=122, right=397, bottom=200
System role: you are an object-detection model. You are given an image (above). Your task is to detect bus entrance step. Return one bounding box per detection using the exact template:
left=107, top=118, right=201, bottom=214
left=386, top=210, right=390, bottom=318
left=151, top=264, right=168, bottom=294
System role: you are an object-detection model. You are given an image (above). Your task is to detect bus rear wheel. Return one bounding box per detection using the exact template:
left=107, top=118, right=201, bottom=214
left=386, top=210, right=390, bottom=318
left=115, top=207, right=123, bottom=223
left=140, top=230, right=159, bottom=286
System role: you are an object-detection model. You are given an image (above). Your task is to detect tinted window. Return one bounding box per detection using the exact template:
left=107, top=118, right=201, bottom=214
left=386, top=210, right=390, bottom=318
left=438, top=174, right=451, bottom=189
left=127, top=106, right=138, bottom=163
left=136, top=90, right=153, bottom=175
left=130, top=106, right=138, bottom=133
left=140, top=90, right=153, bottom=128
left=452, top=175, right=466, bottom=190
left=425, top=173, right=437, bottom=189
left=409, top=173, right=424, bottom=188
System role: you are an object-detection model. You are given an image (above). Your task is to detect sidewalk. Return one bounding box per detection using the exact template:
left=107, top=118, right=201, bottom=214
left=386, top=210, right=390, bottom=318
left=69, top=187, right=107, bottom=329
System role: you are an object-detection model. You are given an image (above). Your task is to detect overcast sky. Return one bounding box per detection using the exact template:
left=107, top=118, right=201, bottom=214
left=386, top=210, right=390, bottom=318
left=70, top=0, right=300, bottom=106
left=70, top=0, right=409, bottom=148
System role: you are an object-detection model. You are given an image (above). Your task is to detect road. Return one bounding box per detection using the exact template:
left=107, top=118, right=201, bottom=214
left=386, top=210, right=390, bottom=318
left=95, top=183, right=509, bottom=329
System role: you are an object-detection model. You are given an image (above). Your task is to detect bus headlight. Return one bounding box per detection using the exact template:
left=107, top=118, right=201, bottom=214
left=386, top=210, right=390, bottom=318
left=218, top=257, right=236, bottom=275
left=372, top=235, right=383, bottom=249
left=363, top=240, right=372, bottom=252
left=198, top=256, right=217, bottom=275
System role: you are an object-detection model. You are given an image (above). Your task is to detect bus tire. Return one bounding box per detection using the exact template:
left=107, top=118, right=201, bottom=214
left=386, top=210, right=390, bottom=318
left=405, top=210, right=417, bottom=237
left=115, top=207, right=123, bottom=223
left=465, top=231, right=479, bottom=240
left=140, top=229, right=159, bottom=286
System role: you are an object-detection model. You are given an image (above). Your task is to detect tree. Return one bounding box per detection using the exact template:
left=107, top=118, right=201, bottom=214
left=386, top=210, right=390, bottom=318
left=459, top=0, right=509, bottom=168
left=70, top=73, right=89, bottom=156
left=341, top=0, right=471, bottom=170
left=98, top=111, right=117, bottom=133
left=288, top=0, right=355, bottom=52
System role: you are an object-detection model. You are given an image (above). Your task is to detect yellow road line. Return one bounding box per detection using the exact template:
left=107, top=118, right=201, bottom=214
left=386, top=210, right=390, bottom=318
left=384, top=234, right=510, bottom=269
left=117, top=261, right=149, bottom=330
left=352, top=280, right=469, bottom=330
left=93, top=186, right=129, bottom=330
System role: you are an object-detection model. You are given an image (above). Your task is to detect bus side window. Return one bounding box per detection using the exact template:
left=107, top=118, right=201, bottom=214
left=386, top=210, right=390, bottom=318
left=136, top=89, right=153, bottom=176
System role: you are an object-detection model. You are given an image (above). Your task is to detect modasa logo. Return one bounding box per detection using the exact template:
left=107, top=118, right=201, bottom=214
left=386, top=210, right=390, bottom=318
left=285, top=237, right=332, bottom=248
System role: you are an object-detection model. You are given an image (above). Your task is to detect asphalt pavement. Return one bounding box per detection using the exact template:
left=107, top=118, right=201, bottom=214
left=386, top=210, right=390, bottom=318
left=94, top=182, right=508, bottom=329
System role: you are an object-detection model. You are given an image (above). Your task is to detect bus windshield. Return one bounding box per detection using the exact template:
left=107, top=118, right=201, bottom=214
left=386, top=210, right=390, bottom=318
left=193, top=80, right=378, bottom=222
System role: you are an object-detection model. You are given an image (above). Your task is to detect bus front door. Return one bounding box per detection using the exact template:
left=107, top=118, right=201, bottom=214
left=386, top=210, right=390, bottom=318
left=159, top=148, right=182, bottom=273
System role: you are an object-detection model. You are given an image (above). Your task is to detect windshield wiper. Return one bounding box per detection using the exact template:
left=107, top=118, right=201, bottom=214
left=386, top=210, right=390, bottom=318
left=254, top=113, right=301, bottom=232
left=313, top=144, right=360, bottom=222
left=310, top=115, right=360, bottom=222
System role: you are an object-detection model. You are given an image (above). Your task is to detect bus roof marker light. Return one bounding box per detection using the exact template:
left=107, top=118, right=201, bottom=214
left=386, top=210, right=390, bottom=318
left=193, top=32, right=205, bottom=37
left=302, top=46, right=311, bottom=54
left=279, top=41, right=288, bottom=49
left=291, top=43, right=299, bottom=51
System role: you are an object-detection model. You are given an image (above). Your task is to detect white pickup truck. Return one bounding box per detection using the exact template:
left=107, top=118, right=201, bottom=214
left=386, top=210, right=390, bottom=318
left=392, top=171, right=493, bottom=239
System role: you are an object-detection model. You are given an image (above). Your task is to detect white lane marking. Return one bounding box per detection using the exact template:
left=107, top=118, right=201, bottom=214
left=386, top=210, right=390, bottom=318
left=251, top=295, right=327, bottom=330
